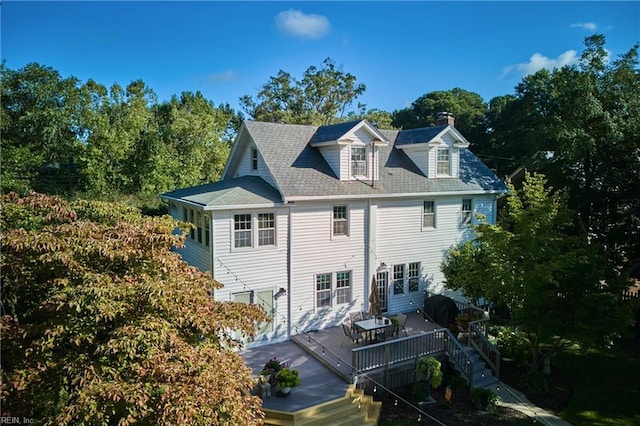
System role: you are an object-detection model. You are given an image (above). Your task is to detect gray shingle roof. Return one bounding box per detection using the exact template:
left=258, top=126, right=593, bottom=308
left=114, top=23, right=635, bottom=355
left=395, top=125, right=447, bottom=146
left=161, top=175, right=282, bottom=208
left=245, top=121, right=506, bottom=200
left=162, top=121, right=507, bottom=206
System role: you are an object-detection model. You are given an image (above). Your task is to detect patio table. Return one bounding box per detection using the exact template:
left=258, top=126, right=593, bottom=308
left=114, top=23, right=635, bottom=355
left=354, top=317, right=390, bottom=345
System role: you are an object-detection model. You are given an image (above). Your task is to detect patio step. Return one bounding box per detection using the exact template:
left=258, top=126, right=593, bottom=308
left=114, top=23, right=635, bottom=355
left=264, top=385, right=380, bottom=426
left=448, top=346, right=498, bottom=389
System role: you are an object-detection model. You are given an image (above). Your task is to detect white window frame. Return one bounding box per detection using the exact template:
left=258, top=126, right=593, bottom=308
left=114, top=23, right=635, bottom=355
left=257, top=212, right=275, bottom=246
left=408, top=262, right=420, bottom=293
left=233, top=213, right=252, bottom=248
left=462, top=198, right=473, bottom=225
left=315, top=273, right=332, bottom=309
left=204, top=215, right=210, bottom=247
left=393, top=264, right=405, bottom=295
left=336, top=271, right=351, bottom=305
left=351, top=146, right=367, bottom=177
left=332, top=205, right=349, bottom=237
left=189, top=209, right=195, bottom=240
left=422, top=200, right=436, bottom=229
left=251, top=147, right=258, bottom=171
left=436, top=148, right=451, bottom=175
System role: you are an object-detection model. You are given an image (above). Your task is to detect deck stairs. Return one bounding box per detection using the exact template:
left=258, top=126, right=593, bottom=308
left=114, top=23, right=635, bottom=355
left=263, top=385, right=381, bottom=426
left=448, top=344, right=499, bottom=389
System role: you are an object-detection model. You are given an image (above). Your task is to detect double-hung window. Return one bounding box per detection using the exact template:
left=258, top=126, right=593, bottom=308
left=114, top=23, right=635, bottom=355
left=336, top=271, right=351, bottom=305
left=423, top=201, right=435, bottom=228
left=351, top=146, right=367, bottom=177
left=189, top=209, right=195, bottom=240
left=315, top=274, right=332, bottom=308
left=437, top=148, right=450, bottom=175
left=234, top=214, right=252, bottom=248
left=204, top=216, right=210, bottom=247
left=333, top=206, right=348, bottom=236
left=393, top=264, right=405, bottom=295
left=408, top=262, right=420, bottom=292
left=251, top=147, right=258, bottom=171
left=258, top=213, right=275, bottom=246
left=462, top=199, right=472, bottom=225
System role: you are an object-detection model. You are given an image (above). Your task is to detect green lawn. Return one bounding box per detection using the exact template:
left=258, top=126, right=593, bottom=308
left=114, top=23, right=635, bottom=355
left=555, top=341, right=640, bottom=426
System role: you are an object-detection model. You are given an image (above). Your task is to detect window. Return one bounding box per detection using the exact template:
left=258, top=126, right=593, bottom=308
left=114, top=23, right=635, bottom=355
left=462, top=198, right=472, bottom=225
left=251, top=147, right=258, bottom=171
left=437, top=148, right=450, bottom=175
left=234, top=214, right=252, bottom=248
left=351, top=147, right=367, bottom=176
left=196, top=212, right=202, bottom=243
left=336, top=271, right=351, bottom=305
left=189, top=209, right=195, bottom=240
left=316, top=274, right=332, bottom=308
left=258, top=213, right=275, bottom=246
left=393, top=264, right=405, bottom=295
left=408, top=262, right=420, bottom=292
left=333, top=206, right=348, bottom=236
left=423, top=201, right=435, bottom=228
left=204, top=216, right=210, bottom=247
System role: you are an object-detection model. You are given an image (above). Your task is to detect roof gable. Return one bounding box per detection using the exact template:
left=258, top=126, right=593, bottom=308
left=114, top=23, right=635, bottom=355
left=395, top=125, right=469, bottom=150
left=309, top=119, right=389, bottom=147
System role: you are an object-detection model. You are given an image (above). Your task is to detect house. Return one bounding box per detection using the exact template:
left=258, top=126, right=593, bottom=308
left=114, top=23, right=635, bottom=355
left=161, top=113, right=507, bottom=347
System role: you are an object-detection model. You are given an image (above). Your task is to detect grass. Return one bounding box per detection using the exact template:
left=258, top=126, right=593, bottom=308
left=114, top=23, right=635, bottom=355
left=555, top=339, right=640, bottom=426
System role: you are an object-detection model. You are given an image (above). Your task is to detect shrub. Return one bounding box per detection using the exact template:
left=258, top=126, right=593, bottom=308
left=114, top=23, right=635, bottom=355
left=496, top=326, right=532, bottom=368
left=470, top=388, right=498, bottom=410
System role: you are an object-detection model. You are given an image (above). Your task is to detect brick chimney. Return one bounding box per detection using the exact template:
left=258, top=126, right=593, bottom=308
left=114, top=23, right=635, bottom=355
left=436, top=112, right=455, bottom=126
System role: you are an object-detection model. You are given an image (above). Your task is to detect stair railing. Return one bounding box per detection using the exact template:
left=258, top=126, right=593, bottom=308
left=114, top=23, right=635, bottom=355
left=468, top=320, right=501, bottom=379
left=442, top=328, right=477, bottom=388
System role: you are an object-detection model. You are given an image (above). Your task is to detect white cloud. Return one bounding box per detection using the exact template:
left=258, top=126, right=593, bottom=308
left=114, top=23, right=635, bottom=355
left=275, top=9, right=330, bottom=39
left=502, top=50, right=580, bottom=78
left=207, top=70, right=238, bottom=83
left=571, top=22, right=598, bottom=31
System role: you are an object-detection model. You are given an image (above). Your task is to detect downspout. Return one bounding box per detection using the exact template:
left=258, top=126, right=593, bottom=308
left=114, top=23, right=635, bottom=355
left=286, top=203, right=292, bottom=339
left=365, top=198, right=371, bottom=313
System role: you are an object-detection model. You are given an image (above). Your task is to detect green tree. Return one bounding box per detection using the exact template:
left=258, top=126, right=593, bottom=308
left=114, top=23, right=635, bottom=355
left=441, top=173, right=633, bottom=371
left=486, top=35, right=640, bottom=278
left=240, top=58, right=366, bottom=125
left=1, top=192, right=268, bottom=425
left=1, top=63, right=86, bottom=193
left=391, top=88, right=488, bottom=146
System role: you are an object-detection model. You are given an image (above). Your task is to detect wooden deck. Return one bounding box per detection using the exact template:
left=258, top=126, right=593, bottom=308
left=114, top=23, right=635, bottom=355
left=291, top=312, right=443, bottom=385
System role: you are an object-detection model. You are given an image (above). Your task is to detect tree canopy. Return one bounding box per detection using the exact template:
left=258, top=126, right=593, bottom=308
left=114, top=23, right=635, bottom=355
left=391, top=88, right=488, bottom=145
left=1, top=192, right=268, bottom=425
left=441, top=173, right=634, bottom=369
left=0, top=63, right=241, bottom=198
left=240, top=58, right=366, bottom=125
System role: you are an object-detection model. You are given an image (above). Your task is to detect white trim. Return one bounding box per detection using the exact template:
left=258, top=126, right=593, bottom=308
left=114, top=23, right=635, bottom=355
left=283, top=189, right=507, bottom=202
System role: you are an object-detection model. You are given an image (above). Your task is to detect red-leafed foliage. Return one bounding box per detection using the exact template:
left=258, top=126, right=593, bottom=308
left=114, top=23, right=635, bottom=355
left=1, top=192, right=268, bottom=425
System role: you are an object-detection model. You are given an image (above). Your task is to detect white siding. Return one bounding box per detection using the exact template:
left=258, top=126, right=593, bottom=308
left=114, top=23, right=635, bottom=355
left=211, top=208, right=290, bottom=346
left=169, top=203, right=211, bottom=272
left=339, top=145, right=350, bottom=180
left=404, top=147, right=429, bottom=177
left=289, top=201, right=367, bottom=334
left=236, top=143, right=277, bottom=188
left=317, top=145, right=342, bottom=178
left=374, top=196, right=498, bottom=312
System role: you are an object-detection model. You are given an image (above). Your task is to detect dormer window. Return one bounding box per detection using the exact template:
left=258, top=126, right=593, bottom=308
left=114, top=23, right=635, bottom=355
left=251, top=148, right=258, bottom=171
left=351, top=146, right=367, bottom=177
left=436, top=148, right=450, bottom=175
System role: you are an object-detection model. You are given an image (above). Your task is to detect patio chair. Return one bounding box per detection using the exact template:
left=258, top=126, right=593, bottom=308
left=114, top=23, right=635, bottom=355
left=375, top=324, right=397, bottom=342
left=397, top=313, right=408, bottom=337
left=349, top=311, right=362, bottom=323
left=341, top=322, right=362, bottom=346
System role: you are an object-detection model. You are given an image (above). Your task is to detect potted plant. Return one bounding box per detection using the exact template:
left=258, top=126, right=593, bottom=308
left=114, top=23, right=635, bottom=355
left=276, top=367, right=300, bottom=396
left=260, top=357, right=284, bottom=386
left=416, top=356, right=443, bottom=404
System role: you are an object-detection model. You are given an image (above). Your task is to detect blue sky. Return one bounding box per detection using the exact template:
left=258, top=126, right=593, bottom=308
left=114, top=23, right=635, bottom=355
left=3, top=1, right=639, bottom=114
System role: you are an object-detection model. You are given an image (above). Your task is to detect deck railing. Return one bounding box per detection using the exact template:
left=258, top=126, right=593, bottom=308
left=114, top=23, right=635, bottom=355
left=351, top=328, right=482, bottom=389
